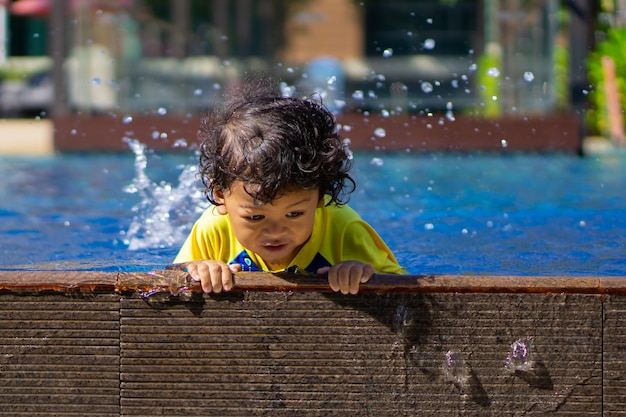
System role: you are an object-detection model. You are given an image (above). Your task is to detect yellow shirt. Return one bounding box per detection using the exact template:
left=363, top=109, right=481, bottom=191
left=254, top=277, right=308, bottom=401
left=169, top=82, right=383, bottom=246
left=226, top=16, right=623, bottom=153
left=175, top=202, right=405, bottom=274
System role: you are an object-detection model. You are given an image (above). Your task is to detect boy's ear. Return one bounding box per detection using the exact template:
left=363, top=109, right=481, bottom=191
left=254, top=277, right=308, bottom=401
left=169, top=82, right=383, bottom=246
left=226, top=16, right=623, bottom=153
left=214, top=187, right=228, bottom=215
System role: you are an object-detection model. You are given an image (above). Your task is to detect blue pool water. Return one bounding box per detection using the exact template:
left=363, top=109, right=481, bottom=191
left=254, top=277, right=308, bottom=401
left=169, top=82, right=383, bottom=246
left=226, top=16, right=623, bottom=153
left=1, top=146, right=625, bottom=275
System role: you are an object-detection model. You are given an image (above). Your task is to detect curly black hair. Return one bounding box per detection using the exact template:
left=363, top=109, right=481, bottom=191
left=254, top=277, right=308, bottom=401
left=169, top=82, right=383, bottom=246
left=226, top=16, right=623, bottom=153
left=197, top=74, right=355, bottom=206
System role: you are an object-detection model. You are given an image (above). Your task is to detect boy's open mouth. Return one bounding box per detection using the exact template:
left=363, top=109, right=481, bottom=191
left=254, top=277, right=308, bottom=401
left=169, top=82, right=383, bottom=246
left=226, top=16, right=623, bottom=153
left=263, top=243, right=287, bottom=252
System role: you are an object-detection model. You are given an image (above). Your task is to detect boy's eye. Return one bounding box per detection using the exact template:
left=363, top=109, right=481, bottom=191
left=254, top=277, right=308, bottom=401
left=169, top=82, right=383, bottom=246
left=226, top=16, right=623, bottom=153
left=287, top=211, right=304, bottom=218
left=246, top=214, right=264, bottom=221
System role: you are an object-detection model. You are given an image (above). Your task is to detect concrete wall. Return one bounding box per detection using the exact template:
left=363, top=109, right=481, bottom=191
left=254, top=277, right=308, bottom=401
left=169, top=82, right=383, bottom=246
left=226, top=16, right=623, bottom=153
left=1, top=271, right=624, bottom=416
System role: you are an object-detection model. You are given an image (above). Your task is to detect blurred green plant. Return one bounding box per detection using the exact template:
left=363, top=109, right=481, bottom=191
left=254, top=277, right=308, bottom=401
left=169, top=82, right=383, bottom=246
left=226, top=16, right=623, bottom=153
left=585, top=27, right=626, bottom=136
left=474, top=43, right=503, bottom=118
left=553, top=44, right=570, bottom=112
left=553, top=5, right=570, bottom=113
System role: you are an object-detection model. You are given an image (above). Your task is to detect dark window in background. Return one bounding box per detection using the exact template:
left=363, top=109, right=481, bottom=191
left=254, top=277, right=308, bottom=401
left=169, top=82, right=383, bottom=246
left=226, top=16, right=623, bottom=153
left=8, top=16, right=47, bottom=56
left=364, top=1, right=477, bottom=56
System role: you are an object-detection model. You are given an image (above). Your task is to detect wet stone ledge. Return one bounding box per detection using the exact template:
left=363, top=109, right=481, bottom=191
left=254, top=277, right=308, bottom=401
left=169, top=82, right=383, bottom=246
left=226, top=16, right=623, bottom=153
left=1, top=271, right=625, bottom=416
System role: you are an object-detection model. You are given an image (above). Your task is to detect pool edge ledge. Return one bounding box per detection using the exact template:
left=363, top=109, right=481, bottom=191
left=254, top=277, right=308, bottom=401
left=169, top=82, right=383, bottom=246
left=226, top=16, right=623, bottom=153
left=1, top=271, right=625, bottom=295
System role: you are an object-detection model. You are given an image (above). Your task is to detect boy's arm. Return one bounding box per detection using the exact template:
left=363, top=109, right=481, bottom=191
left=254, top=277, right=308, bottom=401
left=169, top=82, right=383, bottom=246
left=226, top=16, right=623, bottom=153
left=339, top=220, right=407, bottom=275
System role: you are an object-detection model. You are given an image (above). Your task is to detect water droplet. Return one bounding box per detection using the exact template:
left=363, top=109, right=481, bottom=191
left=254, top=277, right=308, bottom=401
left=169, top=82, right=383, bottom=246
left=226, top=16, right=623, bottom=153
left=173, top=139, right=187, bottom=148
left=373, top=127, right=386, bottom=138
left=352, top=90, right=364, bottom=100
left=523, top=71, right=535, bottom=82
left=426, top=18, right=433, bottom=24
left=393, top=304, right=413, bottom=335
left=424, top=223, right=434, bottom=230
left=70, top=129, right=77, bottom=135
left=342, top=138, right=353, bottom=160
left=151, top=131, right=160, bottom=140
left=487, top=67, right=500, bottom=77
left=63, top=220, right=70, bottom=226
left=370, top=157, right=384, bottom=166
left=505, top=338, right=534, bottom=373
left=33, top=33, right=40, bottom=39
left=423, top=38, right=436, bottom=50
left=382, top=48, right=393, bottom=58
left=122, top=115, right=133, bottom=124
left=193, top=88, right=203, bottom=96
left=157, top=107, right=167, bottom=116
left=443, top=350, right=470, bottom=387
left=579, top=220, right=586, bottom=227
left=462, top=228, right=468, bottom=235
left=381, top=109, right=390, bottom=118
left=92, top=77, right=101, bottom=85
left=501, top=139, right=508, bottom=148
left=451, top=79, right=459, bottom=89
left=468, top=63, right=477, bottom=72
left=421, top=82, right=433, bottom=93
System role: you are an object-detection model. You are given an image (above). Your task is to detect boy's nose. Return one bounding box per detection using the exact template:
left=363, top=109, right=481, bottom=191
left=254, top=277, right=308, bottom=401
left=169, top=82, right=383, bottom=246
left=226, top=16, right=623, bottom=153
left=264, top=220, right=286, bottom=236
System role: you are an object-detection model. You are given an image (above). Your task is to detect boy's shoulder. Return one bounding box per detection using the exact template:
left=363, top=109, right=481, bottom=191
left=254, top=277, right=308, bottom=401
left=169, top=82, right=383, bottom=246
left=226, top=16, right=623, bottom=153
left=320, top=201, right=362, bottom=223
left=196, top=206, right=230, bottom=228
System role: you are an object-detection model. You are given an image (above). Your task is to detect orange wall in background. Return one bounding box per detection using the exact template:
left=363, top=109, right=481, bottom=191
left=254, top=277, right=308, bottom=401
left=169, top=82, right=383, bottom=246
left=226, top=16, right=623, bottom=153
left=280, top=0, right=363, bottom=64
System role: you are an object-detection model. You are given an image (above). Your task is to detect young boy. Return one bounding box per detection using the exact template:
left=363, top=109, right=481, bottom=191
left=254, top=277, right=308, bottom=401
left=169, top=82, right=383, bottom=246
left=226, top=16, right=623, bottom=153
left=174, top=75, right=405, bottom=294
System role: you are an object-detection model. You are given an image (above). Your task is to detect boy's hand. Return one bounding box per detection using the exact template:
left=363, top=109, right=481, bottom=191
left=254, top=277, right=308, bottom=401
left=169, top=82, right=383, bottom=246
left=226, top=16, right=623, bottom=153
left=318, top=261, right=375, bottom=295
left=187, top=260, right=241, bottom=293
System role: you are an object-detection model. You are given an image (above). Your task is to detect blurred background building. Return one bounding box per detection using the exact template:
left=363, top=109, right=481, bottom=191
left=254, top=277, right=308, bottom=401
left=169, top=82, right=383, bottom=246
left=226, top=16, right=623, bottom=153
left=0, top=0, right=622, bottom=152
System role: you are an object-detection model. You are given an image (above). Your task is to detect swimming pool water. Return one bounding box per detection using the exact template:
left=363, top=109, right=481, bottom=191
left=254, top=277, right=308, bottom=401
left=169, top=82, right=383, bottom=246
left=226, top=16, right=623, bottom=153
left=1, top=149, right=625, bottom=275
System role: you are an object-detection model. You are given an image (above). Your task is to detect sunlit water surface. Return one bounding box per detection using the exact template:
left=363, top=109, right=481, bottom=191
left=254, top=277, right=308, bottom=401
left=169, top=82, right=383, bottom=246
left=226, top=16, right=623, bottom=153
left=1, top=145, right=625, bottom=275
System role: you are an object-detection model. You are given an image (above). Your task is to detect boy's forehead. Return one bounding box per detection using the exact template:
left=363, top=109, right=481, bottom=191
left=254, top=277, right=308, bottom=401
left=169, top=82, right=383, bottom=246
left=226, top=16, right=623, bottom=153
left=227, top=181, right=319, bottom=206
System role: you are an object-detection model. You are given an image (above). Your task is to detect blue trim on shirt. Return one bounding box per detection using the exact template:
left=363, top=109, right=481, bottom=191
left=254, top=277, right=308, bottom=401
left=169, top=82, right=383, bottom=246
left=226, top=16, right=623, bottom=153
left=229, top=250, right=331, bottom=274
left=230, top=250, right=262, bottom=271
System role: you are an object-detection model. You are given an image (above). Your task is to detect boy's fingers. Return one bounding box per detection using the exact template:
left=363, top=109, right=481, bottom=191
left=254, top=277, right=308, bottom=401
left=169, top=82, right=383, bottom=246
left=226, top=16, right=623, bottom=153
left=348, top=268, right=362, bottom=295
left=222, top=265, right=233, bottom=291
left=337, top=267, right=351, bottom=295
left=360, top=264, right=375, bottom=283
left=327, top=269, right=340, bottom=292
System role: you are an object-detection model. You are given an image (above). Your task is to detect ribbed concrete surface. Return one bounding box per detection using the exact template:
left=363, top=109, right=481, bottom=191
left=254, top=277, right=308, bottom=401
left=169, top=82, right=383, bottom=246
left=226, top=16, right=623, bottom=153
left=0, top=272, right=619, bottom=416
left=604, top=295, right=626, bottom=416
left=0, top=293, right=120, bottom=416
left=120, top=291, right=602, bottom=416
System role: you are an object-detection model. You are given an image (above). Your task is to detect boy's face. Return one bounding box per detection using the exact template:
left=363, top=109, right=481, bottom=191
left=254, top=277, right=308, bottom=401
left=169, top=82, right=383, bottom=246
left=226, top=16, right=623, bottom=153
left=215, top=181, right=323, bottom=271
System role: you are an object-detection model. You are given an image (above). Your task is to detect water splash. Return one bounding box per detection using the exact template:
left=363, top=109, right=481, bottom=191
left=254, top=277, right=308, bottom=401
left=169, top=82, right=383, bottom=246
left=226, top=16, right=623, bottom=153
left=393, top=303, right=414, bottom=336
left=505, top=337, right=534, bottom=373
left=122, top=138, right=207, bottom=251
left=504, top=337, right=554, bottom=390
left=443, top=350, right=471, bottom=387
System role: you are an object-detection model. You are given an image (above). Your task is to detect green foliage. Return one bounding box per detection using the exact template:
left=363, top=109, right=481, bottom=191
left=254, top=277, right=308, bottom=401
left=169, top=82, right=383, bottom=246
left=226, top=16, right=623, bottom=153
left=585, top=27, right=626, bottom=136
left=474, top=49, right=503, bottom=118
left=553, top=44, right=570, bottom=112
